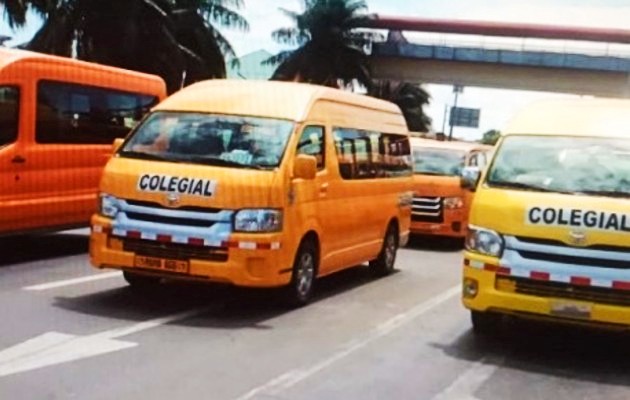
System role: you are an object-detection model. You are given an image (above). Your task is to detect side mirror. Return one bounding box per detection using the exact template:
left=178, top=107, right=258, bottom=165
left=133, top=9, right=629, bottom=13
left=293, top=154, right=317, bottom=180
left=112, top=138, right=125, bottom=153
left=461, top=166, right=481, bottom=191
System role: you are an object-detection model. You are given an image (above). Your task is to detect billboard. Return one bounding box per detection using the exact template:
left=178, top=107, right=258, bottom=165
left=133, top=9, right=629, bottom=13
left=449, top=107, right=480, bottom=128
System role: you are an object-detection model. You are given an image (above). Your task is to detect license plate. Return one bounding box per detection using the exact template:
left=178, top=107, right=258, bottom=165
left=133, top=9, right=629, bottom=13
left=550, top=300, right=592, bottom=320
left=134, top=256, right=189, bottom=274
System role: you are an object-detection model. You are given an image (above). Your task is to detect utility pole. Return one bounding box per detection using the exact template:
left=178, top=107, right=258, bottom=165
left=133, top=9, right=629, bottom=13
left=448, top=85, right=464, bottom=141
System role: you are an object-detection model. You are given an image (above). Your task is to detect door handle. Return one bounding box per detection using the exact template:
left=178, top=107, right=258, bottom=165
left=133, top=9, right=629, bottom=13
left=11, top=155, right=26, bottom=164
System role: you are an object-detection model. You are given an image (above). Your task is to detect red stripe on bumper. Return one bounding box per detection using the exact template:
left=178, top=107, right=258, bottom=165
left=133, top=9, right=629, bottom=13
left=530, top=271, right=550, bottom=281
left=570, top=276, right=591, bottom=286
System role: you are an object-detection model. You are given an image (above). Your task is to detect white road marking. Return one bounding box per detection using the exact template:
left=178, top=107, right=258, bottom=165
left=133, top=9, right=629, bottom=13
left=23, top=272, right=122, bottom=291
left=431, top=358, right=501, bottom=400
left=0, top=307, right=210, bottom=377
left=235, top=285, right=461, bottom=400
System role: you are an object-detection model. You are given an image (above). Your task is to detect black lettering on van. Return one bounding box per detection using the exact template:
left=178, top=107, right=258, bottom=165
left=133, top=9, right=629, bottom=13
left=605, top=214, right=620, bottom=231
left=557, top=209, right=569, bottom=226
left=622, top=215, right=630, bottom=232
left=192, top=180, right=204, bottom=196
left=158, top=175, right=168, bottom=192
left=583, top=211, right=598, bottom=228
left=149, top=176, right=160, bottom=191
left=542, top=208, right=556, bottom=224
left=168, top=177, right=178, bottom=192
left=529, top=207, right=542, bottom=224
left=570, top=209, right=582, bottom=227
left=203, top=181, right=214, bottom=196
left=139, top=175, right=149, bottom=190
left=178, top=178, right=189, bottom=193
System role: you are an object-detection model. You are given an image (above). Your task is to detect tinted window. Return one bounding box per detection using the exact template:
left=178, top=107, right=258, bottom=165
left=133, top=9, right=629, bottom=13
left=0, top=86, right=19, bottom=147
left=333, top=128, right=412, bottom=180
left=36, top=81, right=158, bottom=144
left=296, top=126, right=325, bottom=169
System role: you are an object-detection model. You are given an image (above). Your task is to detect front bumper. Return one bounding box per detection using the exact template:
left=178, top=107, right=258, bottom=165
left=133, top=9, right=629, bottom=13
left=89, top=215, right=293, bottom=288
left=462, top=253, right=630, bottom=327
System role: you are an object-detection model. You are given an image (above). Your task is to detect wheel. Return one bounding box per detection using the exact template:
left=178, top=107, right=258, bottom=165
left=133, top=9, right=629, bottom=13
left=285, top=240, right=318, bottom=307
left=123, top=270, right=161, bottom=289
left=471, top=310, right=503, bottom=336
left=369, top=224, right=398, bottom=276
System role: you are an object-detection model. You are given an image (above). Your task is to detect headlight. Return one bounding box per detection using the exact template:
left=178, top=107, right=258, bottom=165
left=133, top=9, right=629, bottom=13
left=99, top=193, right=119, bottom=218
left=465, top=225, right=504, bottom=257
left=234, top=209, right=283, bottom=233
left=443, top=196, right=464, bottom=209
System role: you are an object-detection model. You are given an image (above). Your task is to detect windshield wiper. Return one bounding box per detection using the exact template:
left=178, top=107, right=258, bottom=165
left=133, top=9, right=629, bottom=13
left=119, top=151, right=178, bottom=163
left=184, top=156, right=265, bottom=170
left=575, top=190, right=630, bottom=199
left=487, top=180, right=567, bottom=193
left=415, top=171, right=451, bottom=176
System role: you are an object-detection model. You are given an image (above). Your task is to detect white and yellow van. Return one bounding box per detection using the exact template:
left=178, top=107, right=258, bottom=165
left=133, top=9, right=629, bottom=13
left=461, top=98, right=630, bottom=333
left=90, top=80, right=413, bottom=305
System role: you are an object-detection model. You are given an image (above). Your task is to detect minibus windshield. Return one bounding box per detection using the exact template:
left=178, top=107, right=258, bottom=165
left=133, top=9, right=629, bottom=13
left=412, top=147, right=466, bottom=176
left=120, top=111, right=294, bottom=169
left=487, top=135, right=630, bottom=197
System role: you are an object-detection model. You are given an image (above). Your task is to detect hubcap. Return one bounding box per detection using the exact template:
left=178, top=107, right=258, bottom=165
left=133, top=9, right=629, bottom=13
left=296, top=252, right=315, bottom=298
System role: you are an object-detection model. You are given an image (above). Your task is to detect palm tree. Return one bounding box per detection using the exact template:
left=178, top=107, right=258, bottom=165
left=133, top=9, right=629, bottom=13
left=369, top=80, right=432, bottom=132
left=265, top=0, right=380, bottom=89
left=1, top=0, right=248, bottom=93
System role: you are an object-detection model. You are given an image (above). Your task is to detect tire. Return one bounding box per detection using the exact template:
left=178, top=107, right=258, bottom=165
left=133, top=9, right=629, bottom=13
left=369, top=224, right=398, bottom=277
left=471, top=310, right=503, bottom=336
left=285, top=239, right=318, bottom=307
left=123, top=270, right=161, bottom=289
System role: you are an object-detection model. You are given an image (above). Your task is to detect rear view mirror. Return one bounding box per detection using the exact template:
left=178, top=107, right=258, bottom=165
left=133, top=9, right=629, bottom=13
left=112, top=138, right=125, bottom=153
left=293, top=154, right=317, bottom=180
left=461, top=166, right=481, bottom=191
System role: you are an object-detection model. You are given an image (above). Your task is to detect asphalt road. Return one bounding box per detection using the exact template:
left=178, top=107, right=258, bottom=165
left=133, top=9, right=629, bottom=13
left=1, top=230, right=630, bottom=400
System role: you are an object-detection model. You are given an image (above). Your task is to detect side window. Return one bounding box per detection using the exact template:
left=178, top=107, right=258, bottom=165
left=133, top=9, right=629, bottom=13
left=333, top=127, right=412, bottom=180
left=36, top=80, right=158, bottom=144
left=0, top=86, right=19, bottom=147
left=296, top=125, right=325, bottom=169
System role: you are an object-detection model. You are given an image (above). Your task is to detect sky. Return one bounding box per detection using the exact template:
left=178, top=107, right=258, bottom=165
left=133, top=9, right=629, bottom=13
left=2, top=0, right=630, bottom=140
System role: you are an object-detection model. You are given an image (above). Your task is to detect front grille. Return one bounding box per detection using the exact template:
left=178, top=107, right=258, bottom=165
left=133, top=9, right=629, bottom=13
left=123, top=238, right=228, bottom=262
left=412, top=196, right=443, bottom=223
left=497, top=276, right=630, bottom=307
left=125, top=212, right=216, bottom=228
left=517, top=250, right=630, bottom=270
left=515, top=236, right=630, bottom=254
left=126, top=199, right=222, bottom=214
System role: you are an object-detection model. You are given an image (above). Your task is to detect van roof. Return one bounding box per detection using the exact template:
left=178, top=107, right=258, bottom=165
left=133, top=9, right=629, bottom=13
left=410, top=137, right=491, bottom=151
left=0, top=47, right=165, bottom=83
left=154, top=79, right=403, bottom=122
left=504, top=98, right=630, bottom=139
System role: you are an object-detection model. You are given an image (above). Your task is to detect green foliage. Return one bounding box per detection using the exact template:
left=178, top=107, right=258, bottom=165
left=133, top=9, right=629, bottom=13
left=368, top=80, right=432, bottom=132
left=265, top=0, right=380, bottom=88
left=2, top=0, right=248, bottom=93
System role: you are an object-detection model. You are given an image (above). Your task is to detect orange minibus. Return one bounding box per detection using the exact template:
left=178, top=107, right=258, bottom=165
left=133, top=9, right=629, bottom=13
left=410, top=137, right=492, bottom=239
left=90, top=80, right=413, bottom=305
left=0, top=48, right=166, bottom=236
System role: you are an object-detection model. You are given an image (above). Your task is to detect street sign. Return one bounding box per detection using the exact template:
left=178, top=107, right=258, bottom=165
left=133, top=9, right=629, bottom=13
left=449, top=107, right=480, bottom=128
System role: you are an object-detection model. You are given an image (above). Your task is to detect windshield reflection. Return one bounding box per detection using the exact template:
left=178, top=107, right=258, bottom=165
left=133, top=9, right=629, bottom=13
left=487, top=135, right=630, bottom=197
left=120, top=111, right=295, bottom=169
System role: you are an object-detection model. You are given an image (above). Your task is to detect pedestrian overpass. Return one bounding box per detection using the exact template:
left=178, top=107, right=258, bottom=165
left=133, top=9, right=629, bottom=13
left=363, top=17, right=630, bottom=98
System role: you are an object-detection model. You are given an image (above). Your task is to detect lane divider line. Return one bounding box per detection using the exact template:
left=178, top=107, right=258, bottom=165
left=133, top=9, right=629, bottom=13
left=23, top=272, right=122, bottom=291
left=235, top=285, right=461, bottom=400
